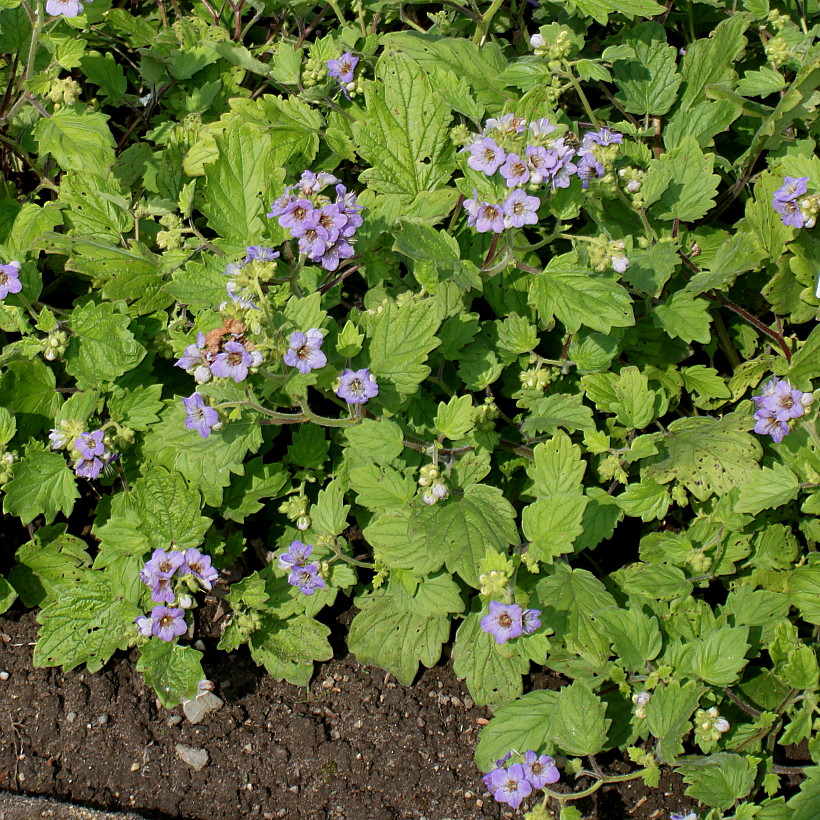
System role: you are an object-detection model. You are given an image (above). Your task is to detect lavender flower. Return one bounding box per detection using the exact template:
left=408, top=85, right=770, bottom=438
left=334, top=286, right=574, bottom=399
left=295, top=170, right=340, bottom=197
left=278, top=540, right=314, bottom=570
left=528, top=118, right=557, bottom=139
left=502, top=189, right=540, bottom=228
left=466, top=137, right=507, bottom=176
left=485, top=114, right=527, bottom=135
left=181, top=548, right=219, bottom=590
left=337, top=368, right=379, bottom=404
left=288, top=563, right=326, bottom=595
left=483, top=763, right=533, bottom=809
left=135, top=615, right=153, bottom=638
left=0, top=261, right=21, bottom=300
left=175, top=332, right=212, bottom=382
left=499, top=153, right=530, bottom=188
left=521, top=608, right=541, bottom=635
left=244, top=246, right=280, bottom=263
left=278, top=199, right=316, bottom=232
left=580, top=126, right=623, bottom=151
left=267, top=193, right=297, bottom=219
left=773, top=176, right=808, bottom=203
left=544, top=139, right=577, bottom=189
left=576, top=153, right=605, bottom=188
left=75, top=454, right=104, bottom=479
left=463, top=191, right=482, bottom=228
left=45, top=0, right=86, bottom=16
left=142, top=548, right=185, bottom=581
left=670, top=814, right=698, bottom=820
left=480, top=601, right=524, bottom=644
left=752, top=377, right=812, bottom=441
left=327, top=52, right=359, bottom=84
left=210, top=341, right=252, bottom=383
left=522, top=751, right=560, bottom=788
left=773, top=176, right=810, bottom=228
left=48, top=429, right=70, bottom=450
left=149, top=605, right=187, bottom=642
left=475, top=202, right=505, bottom=234
left=283, top=329, right=327, bottom=374
left=753, top=408, right=791, bottom=443
left=74, top=430, right=105, bottom=460
left=183, top=392, right=220, bottom=438
left=150, top=576, right=176, bottom=605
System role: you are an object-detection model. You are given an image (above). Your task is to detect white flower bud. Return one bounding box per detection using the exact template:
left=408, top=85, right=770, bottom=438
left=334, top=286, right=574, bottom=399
left=178, top=594, right=195, bottom=609
left=44, top=349, right=57, bottom=361
left=194, top=365, right=212, bottom=384
left=714, top=718, right=730, bottom=733
left=249, top=350, right=264, bottom=367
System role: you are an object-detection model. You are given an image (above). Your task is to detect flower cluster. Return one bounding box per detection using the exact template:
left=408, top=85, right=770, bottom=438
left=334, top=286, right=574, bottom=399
left=460, top=117, right=622, bottom=232
left=772, top=176, right=819, bottom=228
left=268, top=170, right=363, bottom=271
left=632, top=691, right=651, bottom=719
left=752, top=377, right=813, bottom=443
left=336, top=368, right=379, bottom=405
left=140, top=547, right=219, bottom=606
left=0, top=260, right=22, bottom=301
left=283, top=328, right=327, bottom=374
left=694, top=707, right=730, bottom=745
left=278, top=540, right=326, bottom=595
left=49, top=426, right=119, bottom=480
left=482, top=750, right=560, bottom=810
left=175, top=320, right=263, bottom=385
left=221, top=245, right=280, bottom=311
left=480, top=601, right=541, bottom=644
left=418, top=463, right=448, bottom=505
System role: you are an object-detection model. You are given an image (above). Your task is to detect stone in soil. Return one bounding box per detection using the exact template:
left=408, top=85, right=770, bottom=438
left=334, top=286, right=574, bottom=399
left=182, top=691, right=224, bottom=724
left=175, top=744, right=210, bottom=771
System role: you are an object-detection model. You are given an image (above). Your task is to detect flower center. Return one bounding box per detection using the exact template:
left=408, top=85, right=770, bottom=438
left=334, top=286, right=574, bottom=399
left=513, top=162, right=527, bottom=176
left=296, top=345, right=311, bottom=360
left=504, top=777, right=518, bottom=793
left=531, top=762, right=543, bottom=776
left=227, top=351, right=243, bottom=365
left=159, top=560, right=174, bottom=573
left=780, top=395, right=794, bottom=408
left=498, top=613, right=512, bottom=628
left=0, top=272, right=7, bottom=285
left=348, top=378, right=364, bottom=395
left=292, top=206, right=308, bottom=222
left=482, top=148, right=497, bottom=164
left=513, top=202, right=525, bottom=215
left=159, top=615, right=174, bottom=628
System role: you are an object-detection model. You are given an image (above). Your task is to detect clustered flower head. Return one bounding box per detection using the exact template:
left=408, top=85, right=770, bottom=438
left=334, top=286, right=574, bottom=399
left=752, top=376, right=813, bottom=443
left=278, top=540, right=326, bottom=595
left=49, top=424, right=119, bottom=480
left=336, top=368, right=379, bottom=405
left=175, top=319, right=262, bottom=386
left=268, top=171, right=363, bottom=272
left=418, top=463, right=449, bottom=505
left=772, top=176, right=820, bottom=229
left=220, top=245, right=281, bottom=311
left=695, top=707, right=730, bottom=745
left=460, top=117, right=623, bottom=233
left=632, top=691, right=651, bottom=719
left=480, top=601, right=541, bottom=644
left=283, top=328, right=327, bottom=375
left=482, top=749, right=560, bottom=809
left=589, top=236, right=630, bottom=273
left=0, top=260, right=22, bottom=301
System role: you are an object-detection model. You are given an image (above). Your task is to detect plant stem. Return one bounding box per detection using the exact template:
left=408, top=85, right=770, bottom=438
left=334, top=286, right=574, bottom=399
left=473, top=0, right=503, bottom=44
left=562, top=60, right=599, bottom=128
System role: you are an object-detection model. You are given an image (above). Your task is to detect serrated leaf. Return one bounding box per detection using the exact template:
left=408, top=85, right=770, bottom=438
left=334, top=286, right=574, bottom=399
left=678, top=625, right=750, bottom=685
left=353, top=51, right=453, bottom=196
left=789, top=324, right=820, bottom=387
left=222, top=459, right=288, bottom=523
left=665, top=100, right=742, bottom=150
left=249, top=615, right=332, bottom=686
left=364, top=506, right=444, bottom=576
left=594, top=606, right=662, bottom=672
left=685, top=231, right=766, bottom=296
left=136, top=640, right=204, bottom=708
left=653, top=290, right=713, bottom=345
left=736, top=66, right=786, bottom=97
left=552, top=681, right=610, bottom=756
left=0, top=575, right=16, bottom=614
left=452, top=611, right=528, bottom=707
left=679, top=754, right=756, bottom=810
left=434, top=394, right=474, bottom=440
left=33, top=108, right=116, bottom=178
left=617, top=478, right=671, bottom=521
left=735, top=464, right=799, bottom=514
left=344, top=418, right=405, bottom=465
left=349, top=464, right=416, bottom=509
left=3, top=442, right=79, bottom=525
left=790, top=564, right=820, bottom=625
left=530, top=253, right=634, bottom=335
left=646, top=681, right=701, bottom=762
left=0, top=359, right=62, bottom=438
left=520, top=393, right=596, bottom=436
left=310, top=480, right=350, bottom=537
left=65, top=301, right=146, bottom=387
left=107, top=385, right=164, bottom=431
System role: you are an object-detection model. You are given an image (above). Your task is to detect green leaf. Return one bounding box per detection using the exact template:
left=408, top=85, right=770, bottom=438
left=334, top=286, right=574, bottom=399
left=364, top=506, right=444, bottom=576
left=3, top=442, right=79, bottom=525
left=434, top=394, right=474, bottom=440
left=0, top=575, right=16, bottom=614
left=310, top=480, right=350, bottom=537
left=646, top=137, right=721, bottom=222
left=452, top=611, right=528, bottom=707
left=646, top=681, right=701, bottom=762
left=0, top=405, right=15, bottom=445
left=349, top=464, right=416, bottom=509
left=530, top=253, right=634, bottom=335
left=653, top=290, right=713, bottom=345
left=552, top=681, right=610, bottom=756
left=624, top=240, right=680, bottom=296
left=520, top=393, right=596, bottom=437
left=735, top=464, right=799, bottom=515
left=368, top=298, right=441, bottom=397
left=81, top=51, right=127, bottom=100
left=678, top=625, right=750, bottom=686
left=0, top=359, right=62, bottom=438
left=136, top=640, right=204, bottom=708
left=353, top=51, right=453, bottom=196
left=790, top=324, right=820, bottom=386
left=737, top=66, right=786, bottom=97
left=475, top=690, right=558, bottom=770
left=665, top=100, right=742, bottom=150
left=787, top=766, right=820, bottom=820
left=616, top=478, right=671, bottom=521
left=34, top=572, right=140, bottom=673
left=429, top=484, right=518, bottom=587
left=647, top=414, right=761, bottom=502
left=107, top=385, right=164, bottom=431
left=343, top=418, right=405, bottom=466
left=33, top=108, right=116, bottom=178
left=685, top=230, right=766, bottom=296
left=679, top=15, right=749, bottom=111
left=65, top=301, right=146, bottom=387
left=567, top=0, right=664, bottom=22
left=131, top=466, right=210, bottom=550
left=679, top=754, right=757, bottom=810
left=790, top=564, right=820, bottom=625
left=336, top=320, right=364, bottom=358
left=222, top=459, right=288, bottom=523
left=201, top=117, right=271, bottom=246
left=613, top=23, right=681, bottom=116
left=593, top=606, right=662, bottom=672
left=249, top=615, right=332, bottom=686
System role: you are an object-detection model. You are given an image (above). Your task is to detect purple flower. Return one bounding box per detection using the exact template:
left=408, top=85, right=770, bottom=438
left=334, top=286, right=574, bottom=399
left=767, top=379, right=809, bottom=421
left=296, top=218, right=331, bottom=257
left=485, top=114, right=527, bottom=135
left=181, top=548, right=219, bottom=591
left=522, top=751, right=560, bottom=788
left=503, top=189, right=540, bottom=228
left=467, top=137, right=507, bottom=175
left=283, top=329, right=327, bottom=374
left=320, top=239, right=355, bottom=272
left=670, top=814, right=698, bottom=820
left=752, top=376, right=778, bottom=408
left=49, top=429, right=70, bottom=450
left=524, top=146, right=549, bottom=184
left=522, top=608, right=541, bottom=635
left=210, top=341, right=252, bottom=383
left=135, top=615, right=153, bottom=638
left=74, top=430, right=105, bottom=459
left=499, top=153, right=530, bottom=188
left=475, top=202, right=505, bottom=234
left=576, top=153, right=605, bottom=188
left=753, top=407, right=791, bottom=443
left=45, top=0, right=85, bottom=16
left=317, top=203, right=348, bottom=242
left=0, top=260, right=21, bottom=300
left=295, top=170, right=339, bottom=197
left=580, top=126, right=623, bottom=152
left=773, top=196, right=805, bottom=228
left=336, top=368, right=379, bottom=404
left=267, top=193, right=297, bottom=219
left=463, top=191, right=482, bottom=227
left=175, top=332, right=210, bottom=372
left=483, top=763, right=533, bottom=809
left=244, top=246, right=280, bottom=263
left=149, top=605, right=187, bottom=642
left=480, top=601, right=524, bottom=644
left=288, top=563, right=326, bottom=595
left=528, top=118, right=557, bottom=139
left=75, top=454, right=104, bottom=479
left=142, top=548, right=185, bottom=581
left=327, top=52, right=359, bottom=84
left=773, top=176, right=808, bottom=203
left=183, top=392, right=220, bottom=438
left=278, top=540, right=314, bottom=570
left=278, top=199, right=316, bottom=231
left=544, top=139, right=577, bottom=189
left=150, top=576, right=176, bottom=605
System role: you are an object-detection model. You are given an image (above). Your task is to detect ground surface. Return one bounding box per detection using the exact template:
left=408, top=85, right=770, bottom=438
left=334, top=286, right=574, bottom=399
left=0, top=607, right=694, bottom=820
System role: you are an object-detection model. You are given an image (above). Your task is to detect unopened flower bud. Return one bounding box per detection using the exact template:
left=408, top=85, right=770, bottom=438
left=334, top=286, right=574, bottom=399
left=178, top=594, right=195, bottom=610
left=296, top=515, right=311, bottom=531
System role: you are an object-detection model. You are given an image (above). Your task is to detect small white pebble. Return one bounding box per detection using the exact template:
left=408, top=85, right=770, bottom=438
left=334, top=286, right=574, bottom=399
left=0, top=671, right=9, bottom=681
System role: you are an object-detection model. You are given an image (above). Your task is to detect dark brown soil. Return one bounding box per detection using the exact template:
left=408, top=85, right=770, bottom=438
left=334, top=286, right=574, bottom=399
left=0, top=607, right=694, bottom=820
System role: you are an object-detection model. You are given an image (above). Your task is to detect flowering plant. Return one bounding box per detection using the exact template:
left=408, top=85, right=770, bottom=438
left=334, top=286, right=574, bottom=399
left=0, top=0, right=819, bottom=817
